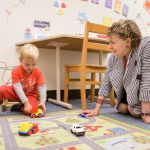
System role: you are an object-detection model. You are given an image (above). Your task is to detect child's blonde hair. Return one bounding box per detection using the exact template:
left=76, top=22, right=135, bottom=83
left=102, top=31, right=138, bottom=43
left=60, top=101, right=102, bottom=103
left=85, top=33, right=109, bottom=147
left=19, top=44, right=39, bottom=62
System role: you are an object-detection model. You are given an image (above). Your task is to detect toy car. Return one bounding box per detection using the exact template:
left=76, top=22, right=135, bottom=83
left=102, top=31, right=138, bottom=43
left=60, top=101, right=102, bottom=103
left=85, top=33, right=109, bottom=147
left=79, top=113, right=87, bottom=118
left=18, top=122, right=38, bottom=136
left=70, top=124, right=85, bottom=136
left=31, top=108, right=43, bottom=118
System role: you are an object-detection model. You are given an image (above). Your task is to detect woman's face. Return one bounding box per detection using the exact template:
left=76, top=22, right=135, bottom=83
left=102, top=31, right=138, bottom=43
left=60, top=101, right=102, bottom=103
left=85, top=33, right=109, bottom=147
left=109, top=34, right=132, bottom=57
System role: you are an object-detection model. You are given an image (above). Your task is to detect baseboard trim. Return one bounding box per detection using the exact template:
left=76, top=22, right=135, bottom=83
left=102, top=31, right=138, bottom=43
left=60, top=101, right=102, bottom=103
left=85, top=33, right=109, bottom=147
left=47, top=89, right=99, bottom=100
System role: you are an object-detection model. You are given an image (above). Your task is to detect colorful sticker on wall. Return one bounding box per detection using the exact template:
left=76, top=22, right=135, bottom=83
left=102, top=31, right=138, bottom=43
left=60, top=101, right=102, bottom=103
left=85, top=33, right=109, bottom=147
left=33, top=20, right=50, bottom=39
left=77, top=12, right=88, bottom=24
left=102, top=16, right=112, bottom=27
left=91, top=0, right=99, bottom=4
left=24, top=23, right=32, bottom=40
left=114, top=0, right=121, bottom=13
left=53, top=1, right=67, bottom=15
left=105, top=0, right=113, bottom=9
left=144, top=0, right=150, bottom=15
left=5, top=0, right=26, bottom=17
left=122, top=4, right=129, bottom=17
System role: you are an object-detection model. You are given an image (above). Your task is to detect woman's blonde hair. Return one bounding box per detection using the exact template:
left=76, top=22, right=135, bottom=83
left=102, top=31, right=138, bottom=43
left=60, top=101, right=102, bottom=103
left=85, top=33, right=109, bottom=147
left=107, top=19, right=142, bottom=49
left=19, top=44, right=39, bottom=62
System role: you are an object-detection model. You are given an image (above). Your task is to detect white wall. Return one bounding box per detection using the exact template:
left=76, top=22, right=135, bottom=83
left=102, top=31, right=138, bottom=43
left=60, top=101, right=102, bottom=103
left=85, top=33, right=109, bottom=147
left=0, top=0, right=150, bottom=90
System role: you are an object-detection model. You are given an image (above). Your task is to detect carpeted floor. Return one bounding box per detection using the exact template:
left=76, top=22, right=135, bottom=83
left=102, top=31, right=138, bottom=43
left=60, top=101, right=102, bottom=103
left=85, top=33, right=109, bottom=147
left=1, top=109, right=150, bottom=150
left=0, top=99, right=150, bottom=131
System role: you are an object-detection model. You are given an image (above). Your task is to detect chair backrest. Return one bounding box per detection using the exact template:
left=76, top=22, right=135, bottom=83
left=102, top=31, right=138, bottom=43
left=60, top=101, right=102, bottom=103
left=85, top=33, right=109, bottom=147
left=81, top=21, right=111, bottom=70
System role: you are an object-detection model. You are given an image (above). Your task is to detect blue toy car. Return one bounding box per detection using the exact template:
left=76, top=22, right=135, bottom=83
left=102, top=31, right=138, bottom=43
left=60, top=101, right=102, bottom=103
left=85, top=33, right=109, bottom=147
left=79, top=113, right=87, bottom=118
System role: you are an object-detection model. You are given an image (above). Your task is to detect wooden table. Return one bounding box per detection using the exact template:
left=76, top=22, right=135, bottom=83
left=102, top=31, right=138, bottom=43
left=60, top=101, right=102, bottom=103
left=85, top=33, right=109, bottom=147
left=16, top=34, right=111, bottom=109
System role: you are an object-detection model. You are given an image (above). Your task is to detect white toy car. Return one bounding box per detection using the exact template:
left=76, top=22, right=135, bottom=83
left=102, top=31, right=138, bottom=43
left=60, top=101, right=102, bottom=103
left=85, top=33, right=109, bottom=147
left=70, top=124, right=85, bottom=136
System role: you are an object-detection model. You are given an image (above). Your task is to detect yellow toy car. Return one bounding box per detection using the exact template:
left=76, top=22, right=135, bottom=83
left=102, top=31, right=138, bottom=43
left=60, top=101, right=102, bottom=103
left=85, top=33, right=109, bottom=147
left=18, top=122, right=38, bottom=136
left=31, top=108, right=43, bottom=118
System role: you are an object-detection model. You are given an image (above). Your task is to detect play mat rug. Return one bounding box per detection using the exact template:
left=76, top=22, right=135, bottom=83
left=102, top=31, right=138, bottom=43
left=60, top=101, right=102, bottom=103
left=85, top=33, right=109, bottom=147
left=0, top=110, right=150, bottom=150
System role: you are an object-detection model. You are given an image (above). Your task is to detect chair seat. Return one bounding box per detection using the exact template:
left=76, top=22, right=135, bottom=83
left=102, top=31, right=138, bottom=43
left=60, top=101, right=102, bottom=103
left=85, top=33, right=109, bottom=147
left=65, top=64, right=106, bottom=73
left=68, top=79, right=102, bottom=87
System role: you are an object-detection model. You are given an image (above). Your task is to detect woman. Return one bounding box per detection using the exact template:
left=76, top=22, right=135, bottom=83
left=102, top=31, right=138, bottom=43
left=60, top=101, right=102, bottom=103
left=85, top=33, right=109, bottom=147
left=80, top=19, right=150, bottom=124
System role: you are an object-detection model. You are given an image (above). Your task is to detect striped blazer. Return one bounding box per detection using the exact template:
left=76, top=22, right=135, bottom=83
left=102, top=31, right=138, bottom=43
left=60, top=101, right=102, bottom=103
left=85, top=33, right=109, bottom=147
left=98, top=36, right=150, bottom=114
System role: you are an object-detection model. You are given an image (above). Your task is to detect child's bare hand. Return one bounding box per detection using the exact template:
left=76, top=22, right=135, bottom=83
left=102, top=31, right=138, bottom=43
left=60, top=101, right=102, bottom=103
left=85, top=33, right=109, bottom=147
left=39, top=102, right=46, bottom=113
left=24, top=101, right=32, bottom=114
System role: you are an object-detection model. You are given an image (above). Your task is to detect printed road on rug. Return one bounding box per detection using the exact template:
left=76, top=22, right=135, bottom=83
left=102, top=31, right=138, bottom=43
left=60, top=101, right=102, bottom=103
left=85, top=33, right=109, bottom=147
left=0, top=110, right=150, bottom=150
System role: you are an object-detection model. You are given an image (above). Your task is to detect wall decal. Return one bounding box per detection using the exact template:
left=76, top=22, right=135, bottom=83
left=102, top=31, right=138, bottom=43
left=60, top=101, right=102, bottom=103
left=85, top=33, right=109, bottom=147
left=105, top=0, right=113, bottom=9
left=114, top=0, right=121, bottom=13
left=122, top=4, right=129, bottom=17
left=53, top=1, right=67, bottom=15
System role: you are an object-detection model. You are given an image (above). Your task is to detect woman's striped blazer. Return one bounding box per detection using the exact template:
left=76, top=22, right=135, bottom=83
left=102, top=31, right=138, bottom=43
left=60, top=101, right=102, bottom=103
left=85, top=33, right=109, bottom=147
left=98, top=36, right=150, bottom=114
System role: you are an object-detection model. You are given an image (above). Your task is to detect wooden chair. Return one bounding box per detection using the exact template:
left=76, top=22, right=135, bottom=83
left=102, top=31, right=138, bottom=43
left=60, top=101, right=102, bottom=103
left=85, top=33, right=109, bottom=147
left=63, top=21, right=115, bottom=109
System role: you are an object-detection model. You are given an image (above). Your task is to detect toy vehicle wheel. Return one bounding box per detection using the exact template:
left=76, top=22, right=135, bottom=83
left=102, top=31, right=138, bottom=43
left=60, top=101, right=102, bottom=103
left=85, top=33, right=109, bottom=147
left=28, top=131, right=32, bottom=136
left=70, top=129, right=73, bottom=133
left=33, top=128, right=37, bottom=133
left=31, top=114, right=36, bottom=118
left=38, top=113, right=42, bottom=118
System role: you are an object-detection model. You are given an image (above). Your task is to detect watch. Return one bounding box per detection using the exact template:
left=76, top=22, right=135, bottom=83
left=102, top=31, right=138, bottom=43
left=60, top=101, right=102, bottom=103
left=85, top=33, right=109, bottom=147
left=141, top=112, right=150, bottom=117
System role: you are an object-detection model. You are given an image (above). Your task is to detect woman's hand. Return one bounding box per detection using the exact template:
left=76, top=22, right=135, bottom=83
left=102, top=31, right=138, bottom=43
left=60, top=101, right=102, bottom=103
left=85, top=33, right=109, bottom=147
left=141, top=102, right=150, bottom=124
left=79, top=97, right=104, bottom=117
left=24, top=101, right=32, bottom=114
left=142, top=115, right=150, bottom=124
left=79, top=109, right=99, bottom=117
left=39, top=101, right=46, bottom=113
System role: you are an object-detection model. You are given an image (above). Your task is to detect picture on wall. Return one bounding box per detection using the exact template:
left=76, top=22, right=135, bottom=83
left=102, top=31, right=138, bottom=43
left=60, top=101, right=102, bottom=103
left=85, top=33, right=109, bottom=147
left=114, top=0, right=121, bottom=13
left=102, top=16, right=112, bottom=27
left=122, top=4, right=129, bottom=17
left=33, top=20, right=50, bottom=39
left=105, top=0, right=113, bottom=9
left=91, top=0, right=99, bottom=4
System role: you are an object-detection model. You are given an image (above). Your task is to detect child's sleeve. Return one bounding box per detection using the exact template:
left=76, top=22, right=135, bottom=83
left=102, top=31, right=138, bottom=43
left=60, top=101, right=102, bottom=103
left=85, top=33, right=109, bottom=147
left=37, top=69, right=47, bottom=102
left=13, top=83, right=28, bottom=103
left=11, top=68, right=28, bottom=103
left=38, top=84, right=47, bottom=103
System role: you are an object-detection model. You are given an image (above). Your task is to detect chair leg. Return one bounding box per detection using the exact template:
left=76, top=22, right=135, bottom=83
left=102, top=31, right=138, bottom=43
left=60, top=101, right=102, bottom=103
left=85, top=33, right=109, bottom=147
left=110, top=88, right=115, bottom=107
left=80, top=70, right=87, bottom=110
left=2, top=103, right=6, bottom=112
left=1, top=99, right=8, bottom=112
left=64, top=67, right=69, bottom=103
left=90, top=73, right=95, bottom=102
left=80, top=84, right=86, bottom=110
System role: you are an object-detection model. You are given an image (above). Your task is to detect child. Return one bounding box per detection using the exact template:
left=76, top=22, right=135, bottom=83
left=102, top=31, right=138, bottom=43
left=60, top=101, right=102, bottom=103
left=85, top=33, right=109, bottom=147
left=0, top=44, right=47, bottom=115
